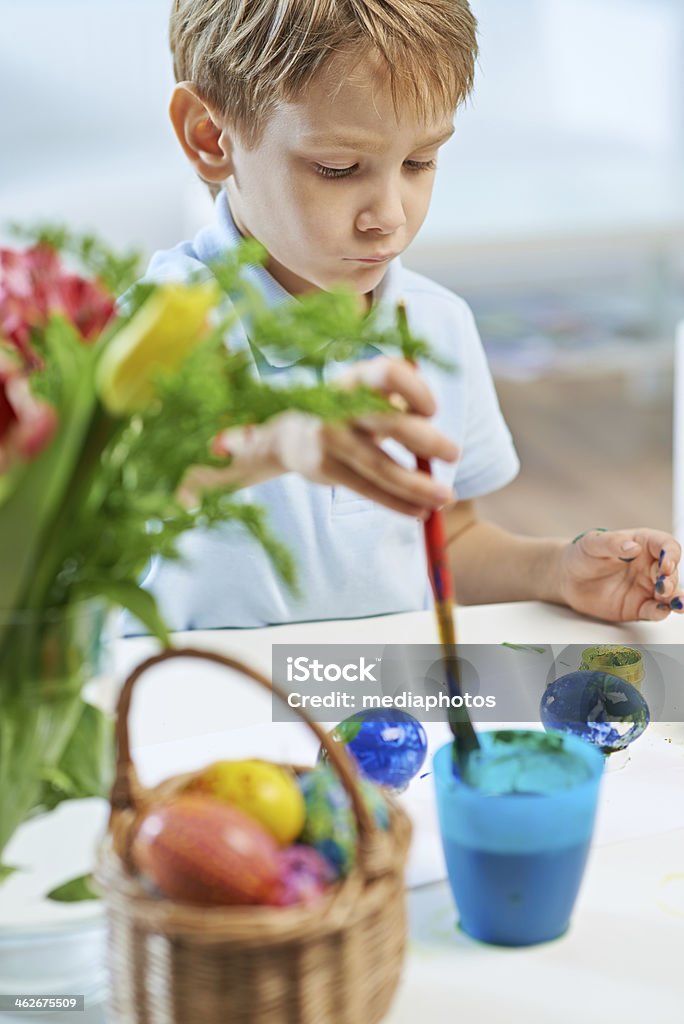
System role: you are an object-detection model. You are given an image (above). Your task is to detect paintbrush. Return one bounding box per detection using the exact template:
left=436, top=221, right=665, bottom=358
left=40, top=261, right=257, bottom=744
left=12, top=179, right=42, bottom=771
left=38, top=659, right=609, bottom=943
left=396, top=302, right=480, bottom=774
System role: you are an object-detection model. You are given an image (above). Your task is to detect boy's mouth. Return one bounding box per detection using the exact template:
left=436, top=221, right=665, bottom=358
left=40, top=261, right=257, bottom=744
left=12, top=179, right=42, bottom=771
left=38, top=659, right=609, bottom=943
left=347, top=253, right=398, bottom=264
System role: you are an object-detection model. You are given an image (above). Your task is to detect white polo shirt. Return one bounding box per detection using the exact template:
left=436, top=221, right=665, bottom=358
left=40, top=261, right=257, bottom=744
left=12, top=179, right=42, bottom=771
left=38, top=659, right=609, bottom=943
left=126, top=194, right=519, bottom=630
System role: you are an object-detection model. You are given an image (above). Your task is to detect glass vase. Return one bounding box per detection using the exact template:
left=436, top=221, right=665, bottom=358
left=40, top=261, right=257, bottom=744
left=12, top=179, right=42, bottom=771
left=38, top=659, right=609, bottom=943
left=0, top=601, right=110, bottom=871
left=0, top=602, right=112, bottom=1011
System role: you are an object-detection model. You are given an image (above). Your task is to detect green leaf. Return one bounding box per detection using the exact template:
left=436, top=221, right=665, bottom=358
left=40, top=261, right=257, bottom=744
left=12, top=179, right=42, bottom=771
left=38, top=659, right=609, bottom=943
left=35, top=702, right=114, bottom=813
left=46, top=872, right=99, bottom=902
left=0, top=863, right=20, bottom=883
left=0, top=318, right=100, bottom=614
left=75, top=581, right=169, bottom=646
left=37, top=767, right=78, bottom=803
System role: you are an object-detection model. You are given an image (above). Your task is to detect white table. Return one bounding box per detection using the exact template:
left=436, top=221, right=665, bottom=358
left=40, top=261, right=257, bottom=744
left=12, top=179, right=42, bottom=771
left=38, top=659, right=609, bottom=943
left=9, top=602, right=676, bottom=1023
left=99, top=602, right=683, bottom=1024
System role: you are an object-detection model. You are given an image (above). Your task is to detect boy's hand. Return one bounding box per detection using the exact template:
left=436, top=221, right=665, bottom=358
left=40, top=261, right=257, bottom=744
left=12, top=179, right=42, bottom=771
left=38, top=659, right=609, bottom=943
left=185, top=357, right=459, bottom=517
left=558, top=528, right=683, bottom=622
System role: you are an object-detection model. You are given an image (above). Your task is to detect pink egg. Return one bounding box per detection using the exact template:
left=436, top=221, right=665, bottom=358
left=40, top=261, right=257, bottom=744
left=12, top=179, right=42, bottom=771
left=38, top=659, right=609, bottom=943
left=272, top=845, right=336, bottom=906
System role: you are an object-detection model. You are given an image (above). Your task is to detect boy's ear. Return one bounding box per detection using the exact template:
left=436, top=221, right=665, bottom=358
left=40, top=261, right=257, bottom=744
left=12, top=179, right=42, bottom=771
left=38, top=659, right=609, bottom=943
left=169, top=83, right=234, bottom=183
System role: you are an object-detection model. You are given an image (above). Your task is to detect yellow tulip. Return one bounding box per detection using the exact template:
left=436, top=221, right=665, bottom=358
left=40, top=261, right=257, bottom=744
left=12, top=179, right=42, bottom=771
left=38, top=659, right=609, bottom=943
left=96, top=280, right=222, bottom=414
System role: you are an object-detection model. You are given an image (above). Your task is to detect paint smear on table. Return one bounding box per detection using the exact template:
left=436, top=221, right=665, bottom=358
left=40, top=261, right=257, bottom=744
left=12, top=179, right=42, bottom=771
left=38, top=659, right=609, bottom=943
left=501, top=644, right=547, bottom=654
left=657, top=874, right=684, bottom=917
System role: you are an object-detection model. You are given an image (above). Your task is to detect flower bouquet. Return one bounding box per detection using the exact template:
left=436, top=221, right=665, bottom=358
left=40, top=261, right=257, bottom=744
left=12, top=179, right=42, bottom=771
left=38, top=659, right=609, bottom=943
left=0, top=225, right=432, bottom=885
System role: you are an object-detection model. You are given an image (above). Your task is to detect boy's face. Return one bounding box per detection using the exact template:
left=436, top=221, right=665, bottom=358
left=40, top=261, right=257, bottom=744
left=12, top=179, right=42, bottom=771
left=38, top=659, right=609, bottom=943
left=223, top=50, right=454, bottom=306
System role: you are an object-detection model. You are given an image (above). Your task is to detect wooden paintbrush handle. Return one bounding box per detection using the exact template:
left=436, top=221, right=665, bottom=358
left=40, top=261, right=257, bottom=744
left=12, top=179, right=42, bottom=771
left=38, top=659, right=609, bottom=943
left=416, top=456, right=453, bottom=604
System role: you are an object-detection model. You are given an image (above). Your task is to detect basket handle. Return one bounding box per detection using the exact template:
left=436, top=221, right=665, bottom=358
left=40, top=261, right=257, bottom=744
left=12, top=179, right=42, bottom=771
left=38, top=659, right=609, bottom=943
left=109, top=646, right=378, bottom=839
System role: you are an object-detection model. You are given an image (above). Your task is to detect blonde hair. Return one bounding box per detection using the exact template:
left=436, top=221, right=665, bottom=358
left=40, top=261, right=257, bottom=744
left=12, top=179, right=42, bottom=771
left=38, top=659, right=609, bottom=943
left=170, top=0, right=478, bottom=146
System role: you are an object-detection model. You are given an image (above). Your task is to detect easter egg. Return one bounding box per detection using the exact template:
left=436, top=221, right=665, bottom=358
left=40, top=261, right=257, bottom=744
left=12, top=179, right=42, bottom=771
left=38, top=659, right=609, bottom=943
left=322, top=709, right=428, bottom=791
left=273, top=845, right=336, bottom=907
left=131, top=795, right=281, bottom=906
left=358, top=776, right=391, bottom=831
left=540, top=670, right=650, bottom=753
left=186, top=759, right=305, bottom=845
left=298, top=765, right=389, bottom=877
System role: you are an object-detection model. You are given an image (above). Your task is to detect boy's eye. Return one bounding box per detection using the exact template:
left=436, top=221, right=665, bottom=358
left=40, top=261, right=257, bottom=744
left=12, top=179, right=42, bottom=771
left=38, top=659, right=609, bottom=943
left=314, top=164, right=358, bottom=179
left=313, top=159, right=437, bottom=180
left=404, top=159, right=437, bottom=173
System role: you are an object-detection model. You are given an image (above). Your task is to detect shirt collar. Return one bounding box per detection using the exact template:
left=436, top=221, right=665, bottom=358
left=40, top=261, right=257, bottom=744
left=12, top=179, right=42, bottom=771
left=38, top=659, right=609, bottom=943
left=205, top=192, right=405, bottom=369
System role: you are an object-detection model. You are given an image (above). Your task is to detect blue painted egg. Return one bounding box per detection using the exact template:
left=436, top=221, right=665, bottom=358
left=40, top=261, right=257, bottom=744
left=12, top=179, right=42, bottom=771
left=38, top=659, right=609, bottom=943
left=298, top=765, right=389, bottom=877
left=540, top=670, right=650, bottom=753
left=321, top=709, right=428, bottom=791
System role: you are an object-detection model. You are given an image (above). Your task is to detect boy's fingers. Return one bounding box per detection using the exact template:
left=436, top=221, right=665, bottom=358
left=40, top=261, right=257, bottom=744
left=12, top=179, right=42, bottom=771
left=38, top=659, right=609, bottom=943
left=639, top=599, right=672, bottom=622
left=319, top=454, right=431, bottom=518
left=341, top=357, right=436, bottom=416
left=574, top=527, right=683, bottom=573
left=648, top=537, right=682, bottom=578
left=575, top=529, right=641, bottom=560
left=354, top=412, right=459, bottom=463
left=321, top=424, right=453, bottom=508
left=653, top=570, right=679, bottom=599
left=579, top=531, right=683, bottom=600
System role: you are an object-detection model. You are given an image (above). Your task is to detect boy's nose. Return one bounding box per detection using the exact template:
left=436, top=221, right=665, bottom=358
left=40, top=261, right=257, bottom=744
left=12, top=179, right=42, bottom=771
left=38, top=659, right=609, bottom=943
left=356, top=187, right=407, bottom=235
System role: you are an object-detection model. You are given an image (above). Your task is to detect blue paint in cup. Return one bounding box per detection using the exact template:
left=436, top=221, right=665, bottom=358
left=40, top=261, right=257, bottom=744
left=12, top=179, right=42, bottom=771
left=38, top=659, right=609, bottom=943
left=433, top=729, right=604, bottom=946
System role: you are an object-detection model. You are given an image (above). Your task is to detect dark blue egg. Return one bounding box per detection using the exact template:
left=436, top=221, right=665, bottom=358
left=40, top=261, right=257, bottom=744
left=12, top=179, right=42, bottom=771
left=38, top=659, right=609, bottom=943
left=321, top=709, right=428, bottom=791
left=540, top=670, right=650, bottom=753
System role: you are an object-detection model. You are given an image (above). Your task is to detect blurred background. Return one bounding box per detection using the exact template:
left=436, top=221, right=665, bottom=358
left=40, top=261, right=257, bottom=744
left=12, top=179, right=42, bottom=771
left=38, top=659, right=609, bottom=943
left=1, top=0, right=683, bottom=540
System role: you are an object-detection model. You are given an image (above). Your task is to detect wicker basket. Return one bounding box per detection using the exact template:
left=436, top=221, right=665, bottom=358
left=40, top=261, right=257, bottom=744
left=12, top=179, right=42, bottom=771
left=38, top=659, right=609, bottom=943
left=96, top=647, right=412, bottom=1024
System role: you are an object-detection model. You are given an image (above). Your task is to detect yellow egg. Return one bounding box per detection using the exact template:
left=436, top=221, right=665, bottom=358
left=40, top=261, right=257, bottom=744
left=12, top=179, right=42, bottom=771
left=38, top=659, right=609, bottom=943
left=187, top=759, right=306, bottom=845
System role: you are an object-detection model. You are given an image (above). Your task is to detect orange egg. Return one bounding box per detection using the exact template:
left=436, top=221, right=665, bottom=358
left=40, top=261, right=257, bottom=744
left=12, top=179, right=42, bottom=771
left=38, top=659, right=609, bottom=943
left=132, top=795, right=281, bottom=906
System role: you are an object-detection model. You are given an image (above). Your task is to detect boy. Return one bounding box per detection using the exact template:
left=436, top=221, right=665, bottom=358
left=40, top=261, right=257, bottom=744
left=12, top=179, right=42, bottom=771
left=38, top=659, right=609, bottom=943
left=136, top=0, right=681, bottom=630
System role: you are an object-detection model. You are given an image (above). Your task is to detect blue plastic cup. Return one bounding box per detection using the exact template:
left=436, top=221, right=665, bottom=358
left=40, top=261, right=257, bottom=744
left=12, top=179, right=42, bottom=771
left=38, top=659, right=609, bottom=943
left=433, top=729, right=604, bottom=946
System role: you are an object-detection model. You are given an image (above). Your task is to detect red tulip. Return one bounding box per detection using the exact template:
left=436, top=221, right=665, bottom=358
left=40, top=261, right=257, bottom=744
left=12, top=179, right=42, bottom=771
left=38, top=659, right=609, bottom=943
left=0, top=352, right=57, bottom=470
left=0, top=246, right=55, bottom=366
left=54, top=273, right=116, bottom=342
left=0, top=244, right=116, bottom=365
